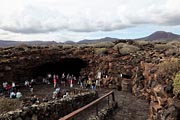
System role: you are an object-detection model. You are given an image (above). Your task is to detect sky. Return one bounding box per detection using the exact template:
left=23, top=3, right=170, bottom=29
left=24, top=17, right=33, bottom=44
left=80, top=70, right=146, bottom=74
left=0, top=0, right=180, bottom=42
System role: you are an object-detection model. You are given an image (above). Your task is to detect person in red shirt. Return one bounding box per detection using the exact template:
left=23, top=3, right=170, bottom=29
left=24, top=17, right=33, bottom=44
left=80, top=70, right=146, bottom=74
left=6, top=84, right=12, bottom=94
left=53, top=78, right=57, bottom=88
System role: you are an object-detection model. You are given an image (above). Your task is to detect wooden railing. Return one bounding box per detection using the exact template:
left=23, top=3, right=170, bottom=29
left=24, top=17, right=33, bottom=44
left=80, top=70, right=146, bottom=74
left=59, top=91, right=115, bottom=120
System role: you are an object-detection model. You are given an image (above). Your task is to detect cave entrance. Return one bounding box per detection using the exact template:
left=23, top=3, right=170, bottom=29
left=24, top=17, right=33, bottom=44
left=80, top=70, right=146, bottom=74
left=32, top=57, right=87, bottom=80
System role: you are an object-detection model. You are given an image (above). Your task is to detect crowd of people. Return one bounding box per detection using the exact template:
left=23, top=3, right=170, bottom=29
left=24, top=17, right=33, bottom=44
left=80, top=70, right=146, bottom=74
left=42, top=72, right=101, bottom=90
left=0, top=81, right=23, bottom=99
left=0, top=71, right=103, bottom=104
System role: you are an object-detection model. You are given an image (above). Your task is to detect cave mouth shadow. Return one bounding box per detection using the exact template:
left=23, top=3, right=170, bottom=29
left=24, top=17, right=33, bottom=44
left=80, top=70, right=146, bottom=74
left=32, top=57, right=87, bottom=80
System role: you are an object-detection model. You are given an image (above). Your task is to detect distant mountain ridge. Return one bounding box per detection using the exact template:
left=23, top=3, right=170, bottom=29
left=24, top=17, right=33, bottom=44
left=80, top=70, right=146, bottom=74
left=77, top=31, right=180, bottom=43
left=77, top=37, right=120, bottom=44
left=0, top=31, right=179, bottom=47
left=0, top=40, right=57, bottom=47
left=139, top=31, right=180, bottom=41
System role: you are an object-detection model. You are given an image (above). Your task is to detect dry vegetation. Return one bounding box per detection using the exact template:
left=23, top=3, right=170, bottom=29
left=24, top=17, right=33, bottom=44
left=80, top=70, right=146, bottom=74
left=154, top=43, right=174, bottom=50
left=173, top=73, right=180, bottom=97
left=134, top=40, right=150, bottom=46
left=0, top=98, right=22, bottom=114
left=156, top=58, right=180, bottom=80
left=62, top=44, right=73, bottom=49
left=113, top=43, right=140, bottom=55
left=95, top=48, right=108, bottom=55
left=119, top=45, right=140, bottom=55
left=90, top=41, right=115, bottom=48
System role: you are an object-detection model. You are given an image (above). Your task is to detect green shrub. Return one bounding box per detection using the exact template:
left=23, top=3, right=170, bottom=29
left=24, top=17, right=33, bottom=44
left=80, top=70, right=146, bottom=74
left=95, top=48, right=108, bottom=55
left=119, top=44, right=140, bottom=55
left=91, top=42, right=115, bottom=48
left=173, top=73, right=180, bottom=96
left=134, top=40, right=150, bottom=46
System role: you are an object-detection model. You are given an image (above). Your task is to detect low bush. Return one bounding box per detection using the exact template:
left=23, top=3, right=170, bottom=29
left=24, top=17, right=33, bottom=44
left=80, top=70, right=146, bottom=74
left=95, top=48, right=108, bottom=55
left=134, top=40, right=150, bottom=46
left=119, top=44, right=140, bottom=55
left=165, top=48, right=180, bottom=56
left=154, top=43, right=174, bottom=50
left=91, top=42, right=115, bottom=48
left=156, top=58, right=180, bottom=80
left=62, top=44, right=73, bottom=49
left=173, top=73, right=180, bottom=96
left=0, top=98, right=22, bottom=114
left=167, top=41, right=180, bottom=48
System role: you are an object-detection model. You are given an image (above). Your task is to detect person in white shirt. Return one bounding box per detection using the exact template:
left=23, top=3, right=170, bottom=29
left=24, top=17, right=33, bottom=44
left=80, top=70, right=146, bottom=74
left=2, top=82, right=7, bottom=94
left=25, top=80, right=29, bottom=87
left=12, top=81, right=16, bottom=91
left=16, top=90, right=22, bottom=98
left=10, top=91, right=16, bottom=98
left=3, top=82, right=7, bottom=89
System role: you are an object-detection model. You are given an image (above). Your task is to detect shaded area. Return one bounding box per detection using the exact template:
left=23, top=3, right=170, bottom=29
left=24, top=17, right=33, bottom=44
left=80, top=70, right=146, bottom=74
left=32, top=57, right=87, bottom=78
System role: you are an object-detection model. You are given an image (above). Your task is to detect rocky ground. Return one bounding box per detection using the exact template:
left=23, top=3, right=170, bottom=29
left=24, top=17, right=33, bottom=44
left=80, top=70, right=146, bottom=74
left=0, top=40, right=180, bottom=119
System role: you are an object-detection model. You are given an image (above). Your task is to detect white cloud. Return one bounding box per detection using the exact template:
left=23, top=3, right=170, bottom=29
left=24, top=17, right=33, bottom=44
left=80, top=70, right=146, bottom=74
left=0, top=0, right=179, bottom=41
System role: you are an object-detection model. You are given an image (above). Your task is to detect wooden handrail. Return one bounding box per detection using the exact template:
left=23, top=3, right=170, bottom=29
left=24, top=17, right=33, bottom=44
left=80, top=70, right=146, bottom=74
left=59, top=91, right=115, bottom=120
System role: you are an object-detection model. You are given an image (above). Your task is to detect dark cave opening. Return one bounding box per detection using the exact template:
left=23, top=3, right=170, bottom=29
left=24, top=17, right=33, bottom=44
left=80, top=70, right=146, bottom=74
left=32, top=58, right=87, bottom=79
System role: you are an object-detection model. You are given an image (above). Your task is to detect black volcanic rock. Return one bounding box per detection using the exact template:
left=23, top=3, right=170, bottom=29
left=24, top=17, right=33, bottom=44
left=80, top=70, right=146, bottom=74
left=140, top=31, right=180, bottom=41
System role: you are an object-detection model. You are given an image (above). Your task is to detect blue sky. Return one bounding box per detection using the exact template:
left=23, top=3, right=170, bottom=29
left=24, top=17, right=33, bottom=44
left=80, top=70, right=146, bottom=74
left=0, top=0, right=180, bottom=42
left=89, top=24, right=180, bottom=40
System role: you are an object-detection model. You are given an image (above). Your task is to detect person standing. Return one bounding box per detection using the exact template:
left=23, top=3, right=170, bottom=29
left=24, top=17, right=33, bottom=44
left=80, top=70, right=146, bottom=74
left=61, top=73, right=66, bottom=87
left=47, top=73, right=52, bottom=84
left=2, top=81, right=7, bottom=94
left=12, top=81, right=16, bottom=92
left=53, top=77, right=57, bottom=88
left=92, top=79, right=96, bottom=90
left=25, top=80, right=29, bottom=87
left=96, top=79, right=100, bottom=89
left=97, top=71, right=102, bottom=79
left=70, top=78, right=73, bottom=88
left=29, top=81, right=34, bottom=95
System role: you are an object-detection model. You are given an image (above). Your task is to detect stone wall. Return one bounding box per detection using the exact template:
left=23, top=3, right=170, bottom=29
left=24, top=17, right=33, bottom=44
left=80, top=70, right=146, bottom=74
left=0, top=91, right=98, bottom=120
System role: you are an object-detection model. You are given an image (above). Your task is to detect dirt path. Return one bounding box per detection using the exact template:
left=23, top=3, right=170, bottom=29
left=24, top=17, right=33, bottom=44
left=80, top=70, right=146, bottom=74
left=70, top=89, right=149, bottom=120
left=108, top=90, right=149, bottom=120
